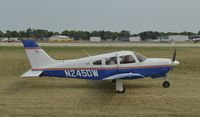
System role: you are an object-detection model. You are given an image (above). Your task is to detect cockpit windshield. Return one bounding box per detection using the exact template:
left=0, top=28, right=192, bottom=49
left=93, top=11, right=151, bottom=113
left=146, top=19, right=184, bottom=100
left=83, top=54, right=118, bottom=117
left=135, top=52, right=147, bottom=62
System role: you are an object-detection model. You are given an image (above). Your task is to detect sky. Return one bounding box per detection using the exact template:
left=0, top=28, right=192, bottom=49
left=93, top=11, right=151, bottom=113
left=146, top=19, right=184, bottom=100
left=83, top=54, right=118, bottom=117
left=0, top=0, right=200, bottom=33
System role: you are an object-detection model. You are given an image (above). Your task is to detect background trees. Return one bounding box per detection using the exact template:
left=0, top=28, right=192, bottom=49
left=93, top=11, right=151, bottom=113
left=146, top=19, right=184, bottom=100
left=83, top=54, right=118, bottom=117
left=0, top=28, right=199, bottom=41
left=0, top=31, right=4, bottom=37
left=119, top=30, right=130, bottom=37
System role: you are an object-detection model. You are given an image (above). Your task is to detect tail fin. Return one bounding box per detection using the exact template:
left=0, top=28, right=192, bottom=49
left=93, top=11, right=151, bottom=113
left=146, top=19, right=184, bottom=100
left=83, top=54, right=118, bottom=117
left=22, top=40, right=57, bottom=68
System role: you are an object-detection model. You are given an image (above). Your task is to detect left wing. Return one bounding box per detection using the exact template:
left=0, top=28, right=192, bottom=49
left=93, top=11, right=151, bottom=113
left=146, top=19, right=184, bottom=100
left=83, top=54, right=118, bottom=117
left=103, top=73, right=144, bottom=80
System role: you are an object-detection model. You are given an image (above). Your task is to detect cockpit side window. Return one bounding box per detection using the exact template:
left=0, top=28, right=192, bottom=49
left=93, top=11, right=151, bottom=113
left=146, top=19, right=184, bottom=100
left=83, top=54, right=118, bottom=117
left=93, top=60, right=102, bottom=65
left=135, top=52, right=147, bottom=62
left=106, top=56, right=117, bottom=65
left=120, top=55, right=135, bottom=64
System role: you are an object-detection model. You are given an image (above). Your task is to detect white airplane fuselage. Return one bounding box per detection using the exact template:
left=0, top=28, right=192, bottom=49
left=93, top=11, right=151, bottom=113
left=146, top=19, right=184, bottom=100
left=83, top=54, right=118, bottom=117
left=29, top=51, right=179, bottom=80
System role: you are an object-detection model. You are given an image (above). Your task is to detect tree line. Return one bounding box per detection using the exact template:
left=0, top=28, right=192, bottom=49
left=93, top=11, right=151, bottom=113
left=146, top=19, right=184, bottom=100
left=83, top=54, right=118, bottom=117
left=0, top=28, right=199, bottom=41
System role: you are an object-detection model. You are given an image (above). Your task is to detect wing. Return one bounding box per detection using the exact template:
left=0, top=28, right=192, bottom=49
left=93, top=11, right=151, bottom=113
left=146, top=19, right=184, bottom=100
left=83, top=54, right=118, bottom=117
left=103, top=73, right=144, bottom=80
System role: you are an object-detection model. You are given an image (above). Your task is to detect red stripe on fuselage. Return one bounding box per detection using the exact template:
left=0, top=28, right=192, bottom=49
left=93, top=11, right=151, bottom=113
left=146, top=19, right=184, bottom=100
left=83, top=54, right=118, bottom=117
left=32, top=65, right=171, bottom=71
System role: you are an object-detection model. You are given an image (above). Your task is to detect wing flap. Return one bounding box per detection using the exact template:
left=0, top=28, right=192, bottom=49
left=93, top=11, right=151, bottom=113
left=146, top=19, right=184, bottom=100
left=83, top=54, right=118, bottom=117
left=21, top=69, right=43, bottom=77
left=103, top=73, right=144, bottom=80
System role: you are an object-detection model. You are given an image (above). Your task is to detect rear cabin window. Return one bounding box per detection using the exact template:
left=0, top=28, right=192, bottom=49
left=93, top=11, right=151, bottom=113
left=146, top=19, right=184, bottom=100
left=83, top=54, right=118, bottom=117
left=93, top=60, right=102, bottom=65
left=120, top=55, right=135, bottom=64
left=106, top=57, right=117, bottom=65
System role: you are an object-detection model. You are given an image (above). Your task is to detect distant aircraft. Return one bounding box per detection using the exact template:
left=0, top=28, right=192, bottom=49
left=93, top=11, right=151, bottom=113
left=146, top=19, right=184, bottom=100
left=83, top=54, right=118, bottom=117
left=192, top=38, right=200, bottom=43
left=21, top=40, right=180, bottom=93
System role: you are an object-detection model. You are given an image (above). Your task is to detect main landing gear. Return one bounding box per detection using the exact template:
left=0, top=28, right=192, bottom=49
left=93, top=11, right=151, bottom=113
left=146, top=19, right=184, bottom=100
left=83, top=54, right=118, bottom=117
left=116, top=79, right=126, bottom=93
left=163, top=77, right=170, bottom=88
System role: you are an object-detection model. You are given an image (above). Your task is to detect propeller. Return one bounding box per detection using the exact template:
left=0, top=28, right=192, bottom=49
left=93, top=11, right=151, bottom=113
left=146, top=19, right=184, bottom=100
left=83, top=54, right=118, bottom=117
left=172, top=48, right=176, bottom=62
left=171, top=48, right=176, bottom=71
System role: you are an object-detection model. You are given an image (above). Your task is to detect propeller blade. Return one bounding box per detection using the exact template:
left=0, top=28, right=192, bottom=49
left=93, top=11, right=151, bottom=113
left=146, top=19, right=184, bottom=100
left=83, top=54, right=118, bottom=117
left=171, top=48, right=176, bottom=71
left=172, top=48, right=176, bottom=62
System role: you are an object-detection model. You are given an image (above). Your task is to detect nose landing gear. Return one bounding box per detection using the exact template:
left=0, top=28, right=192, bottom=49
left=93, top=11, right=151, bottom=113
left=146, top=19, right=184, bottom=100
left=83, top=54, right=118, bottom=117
left=163, top=81, right=170, bottom=88
left=163, top=77, right=170, bottom=88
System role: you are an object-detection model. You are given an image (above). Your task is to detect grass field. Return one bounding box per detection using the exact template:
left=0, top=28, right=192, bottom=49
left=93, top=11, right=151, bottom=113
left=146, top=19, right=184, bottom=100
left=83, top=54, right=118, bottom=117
left=0, top=46, right=200, bottom=117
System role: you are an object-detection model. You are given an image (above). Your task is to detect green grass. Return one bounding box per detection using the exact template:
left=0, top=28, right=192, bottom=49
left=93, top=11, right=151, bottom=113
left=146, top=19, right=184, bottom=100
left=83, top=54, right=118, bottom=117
left=0, top=46, right=200, bottom=117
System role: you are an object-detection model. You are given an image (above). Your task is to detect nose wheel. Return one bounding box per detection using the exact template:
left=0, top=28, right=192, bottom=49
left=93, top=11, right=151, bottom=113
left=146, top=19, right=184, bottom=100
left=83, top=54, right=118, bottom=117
left=163, top=81, right=170, bottom=88
left=163, top=77, right=170, bottom=88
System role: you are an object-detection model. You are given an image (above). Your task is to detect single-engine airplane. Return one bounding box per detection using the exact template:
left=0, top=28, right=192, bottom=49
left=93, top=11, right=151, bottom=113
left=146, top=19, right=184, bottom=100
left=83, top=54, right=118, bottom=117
left=21, top=40, right=180, bottom=93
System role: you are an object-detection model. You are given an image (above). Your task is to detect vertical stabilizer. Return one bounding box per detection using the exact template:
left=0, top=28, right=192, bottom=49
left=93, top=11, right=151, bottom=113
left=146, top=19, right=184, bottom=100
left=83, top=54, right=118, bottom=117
left=22, top=40, right=57, bottom=68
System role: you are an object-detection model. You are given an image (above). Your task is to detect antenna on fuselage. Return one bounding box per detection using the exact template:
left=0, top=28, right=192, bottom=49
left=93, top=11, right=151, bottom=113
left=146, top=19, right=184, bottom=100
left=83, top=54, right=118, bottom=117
left=81, top=49, right=91, bottom=57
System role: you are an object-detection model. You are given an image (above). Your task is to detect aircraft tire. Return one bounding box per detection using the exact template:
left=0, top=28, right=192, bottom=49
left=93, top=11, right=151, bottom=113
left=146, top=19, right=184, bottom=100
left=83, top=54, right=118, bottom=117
left=163, top=81, right=170, bottom=88
left=116, top=86, right=126, bottom=93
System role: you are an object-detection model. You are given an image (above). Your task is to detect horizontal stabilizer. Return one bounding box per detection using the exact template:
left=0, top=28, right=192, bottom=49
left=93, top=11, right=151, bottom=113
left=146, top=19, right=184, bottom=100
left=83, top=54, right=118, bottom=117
left=21, top=70, right=43, bottom=77
left=103, top=73, right=144, bottom=80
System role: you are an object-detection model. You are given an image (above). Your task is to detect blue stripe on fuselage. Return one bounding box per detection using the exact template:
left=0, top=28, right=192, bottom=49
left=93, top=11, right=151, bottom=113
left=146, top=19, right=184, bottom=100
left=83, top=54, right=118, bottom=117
left=39, top=66, right=171, bottom=80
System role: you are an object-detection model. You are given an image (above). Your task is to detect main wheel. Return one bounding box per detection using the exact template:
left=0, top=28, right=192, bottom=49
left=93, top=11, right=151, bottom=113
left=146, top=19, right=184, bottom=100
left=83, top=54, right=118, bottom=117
left=116, top=86, right=126, bottom=93
left=163, top=81, right=170, bottom=88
